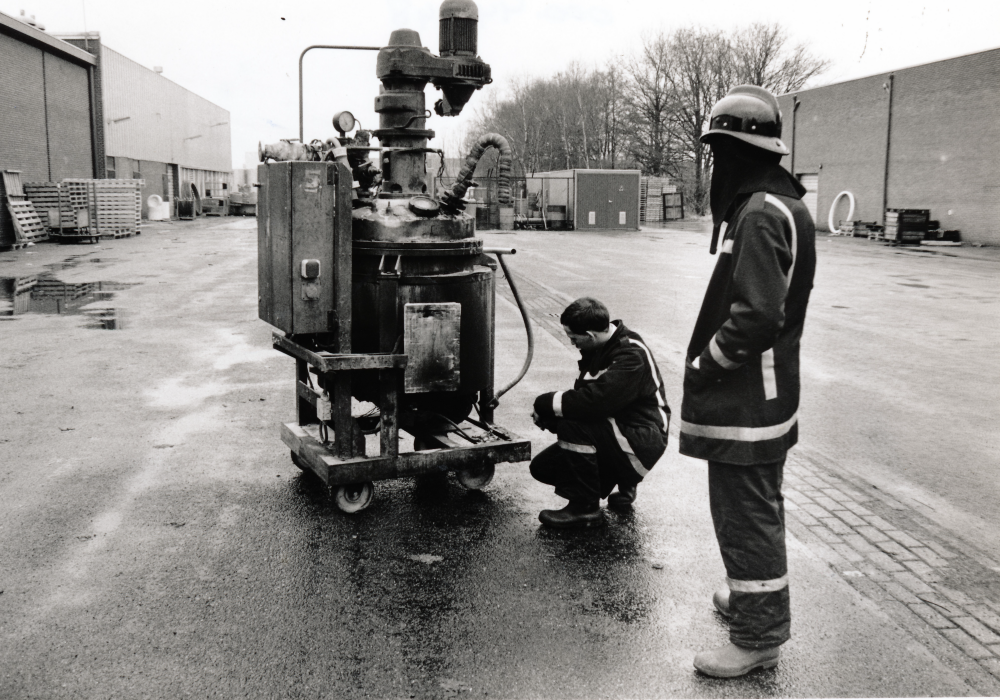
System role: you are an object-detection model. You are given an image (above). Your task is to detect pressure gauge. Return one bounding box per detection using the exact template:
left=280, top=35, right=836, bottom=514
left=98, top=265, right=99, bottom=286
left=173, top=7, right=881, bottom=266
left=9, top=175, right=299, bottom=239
left=332, top=111, right=356, bottom=134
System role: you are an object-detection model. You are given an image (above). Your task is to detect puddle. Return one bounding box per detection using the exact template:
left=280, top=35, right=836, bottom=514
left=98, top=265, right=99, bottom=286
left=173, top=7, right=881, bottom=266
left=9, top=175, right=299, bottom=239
left=46, top=255, right=124, bottom=271
left=0, top=275, right=138, bottom=329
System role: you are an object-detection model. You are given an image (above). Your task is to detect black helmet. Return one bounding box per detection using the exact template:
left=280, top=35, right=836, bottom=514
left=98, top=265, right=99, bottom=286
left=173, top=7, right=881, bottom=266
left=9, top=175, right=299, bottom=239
left=701, top=85, right=788, bottom=155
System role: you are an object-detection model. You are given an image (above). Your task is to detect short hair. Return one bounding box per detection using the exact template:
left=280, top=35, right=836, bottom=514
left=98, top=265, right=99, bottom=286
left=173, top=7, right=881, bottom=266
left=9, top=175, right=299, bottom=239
left=560, top=297, right=610, bottom=334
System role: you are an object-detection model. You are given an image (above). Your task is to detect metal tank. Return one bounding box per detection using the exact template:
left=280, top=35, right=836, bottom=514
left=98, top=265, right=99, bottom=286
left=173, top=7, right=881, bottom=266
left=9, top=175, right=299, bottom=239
left=257, top=0, right=532, bottom=513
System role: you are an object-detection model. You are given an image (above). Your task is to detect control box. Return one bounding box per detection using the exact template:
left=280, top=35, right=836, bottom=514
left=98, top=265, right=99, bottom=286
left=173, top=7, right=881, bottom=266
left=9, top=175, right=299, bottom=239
left=257, top=161, right=353, bottom=339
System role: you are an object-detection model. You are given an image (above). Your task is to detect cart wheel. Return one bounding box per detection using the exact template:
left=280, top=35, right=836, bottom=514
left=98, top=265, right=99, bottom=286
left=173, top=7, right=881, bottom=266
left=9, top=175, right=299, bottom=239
left=457, top=462, right=495, bottom=490
left=290, top=450, right=305, bottom=470
left=334, top=482, right=374, bottom=513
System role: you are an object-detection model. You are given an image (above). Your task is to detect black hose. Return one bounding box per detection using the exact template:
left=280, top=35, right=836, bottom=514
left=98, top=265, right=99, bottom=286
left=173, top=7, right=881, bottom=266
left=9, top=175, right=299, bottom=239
left=444, top=133, right=513, bottom=207
left=490, top=253, right=534, bottom=407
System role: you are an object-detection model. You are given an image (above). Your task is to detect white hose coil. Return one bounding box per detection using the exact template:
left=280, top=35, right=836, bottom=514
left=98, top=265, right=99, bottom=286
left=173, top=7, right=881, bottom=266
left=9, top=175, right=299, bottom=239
left=828, top=191, right=856, bottom=234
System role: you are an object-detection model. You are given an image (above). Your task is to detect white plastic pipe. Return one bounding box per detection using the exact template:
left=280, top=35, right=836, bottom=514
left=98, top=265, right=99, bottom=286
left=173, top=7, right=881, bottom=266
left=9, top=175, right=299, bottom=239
left=828, top=191, right=856, bottom=234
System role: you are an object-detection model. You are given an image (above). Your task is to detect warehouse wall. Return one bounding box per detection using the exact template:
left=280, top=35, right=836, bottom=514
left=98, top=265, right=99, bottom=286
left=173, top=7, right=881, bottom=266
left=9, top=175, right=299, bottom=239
left=0, top=32, right=50, bottom=183
left=888, top=51, right=1000, bottom=243
left=779, top=74, right=889, bottom=230
left=100, top=46, right=231, bottom=173
left=0, top=21, right=96, bottom=245
left=44, top=55, right=94, bottom=181
left=779, top=48, right=1000, bottom=245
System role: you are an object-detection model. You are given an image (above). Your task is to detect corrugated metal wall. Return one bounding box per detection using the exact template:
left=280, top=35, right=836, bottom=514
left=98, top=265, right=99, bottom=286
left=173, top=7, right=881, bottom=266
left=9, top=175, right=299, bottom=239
left=101, top=46, right=230, bottom=173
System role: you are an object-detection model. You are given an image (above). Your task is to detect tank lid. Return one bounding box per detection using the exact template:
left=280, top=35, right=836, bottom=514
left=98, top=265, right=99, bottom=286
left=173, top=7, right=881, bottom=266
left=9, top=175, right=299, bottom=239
left=440, top=0, right=478, bottom=20
left=387, top=29, right=423, bottom=47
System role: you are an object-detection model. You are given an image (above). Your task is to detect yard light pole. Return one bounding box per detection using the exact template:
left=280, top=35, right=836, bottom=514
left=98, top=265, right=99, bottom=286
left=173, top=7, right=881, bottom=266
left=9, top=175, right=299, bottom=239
left=298, top=45, right=381, bottom=143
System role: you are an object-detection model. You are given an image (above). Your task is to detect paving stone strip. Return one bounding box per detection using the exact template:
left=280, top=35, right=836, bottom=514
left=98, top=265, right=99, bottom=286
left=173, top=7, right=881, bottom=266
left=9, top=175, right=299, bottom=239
left=786, top=447, right=1000, bottom=691
left=500, top=269, right=1000, bottom=693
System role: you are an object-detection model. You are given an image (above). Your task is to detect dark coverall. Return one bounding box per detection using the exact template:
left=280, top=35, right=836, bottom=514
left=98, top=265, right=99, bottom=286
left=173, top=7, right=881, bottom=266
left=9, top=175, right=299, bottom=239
left=679, top=165, right=816, bottom=649
left=531, top=322, right=670, bottom=506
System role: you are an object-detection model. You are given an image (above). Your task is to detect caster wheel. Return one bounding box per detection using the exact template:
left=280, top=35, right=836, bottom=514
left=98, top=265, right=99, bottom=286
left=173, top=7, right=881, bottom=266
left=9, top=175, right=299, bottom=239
left=334, top=481, right=374, bottom=513
left=457, top=462, right=495, bottom=490
left=290, top=450, right=305, bottom=470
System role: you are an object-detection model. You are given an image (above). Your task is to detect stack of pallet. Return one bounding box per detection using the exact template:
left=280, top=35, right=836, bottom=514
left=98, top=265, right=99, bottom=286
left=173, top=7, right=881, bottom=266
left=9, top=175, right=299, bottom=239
left=838, top=220, right=879, bottom=237
left=1, top=170, right=49, bottom=249
left=640, top=177, right=674, bottom=223
left=63, top=178, right=143, bottom=238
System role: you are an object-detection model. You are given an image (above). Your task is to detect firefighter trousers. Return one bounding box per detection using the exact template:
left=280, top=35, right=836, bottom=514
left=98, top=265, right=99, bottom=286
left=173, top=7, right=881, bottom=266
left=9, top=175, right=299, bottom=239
left=708, top=457, right=791, bottom=649
left=529, top=418, right=644, bottom=507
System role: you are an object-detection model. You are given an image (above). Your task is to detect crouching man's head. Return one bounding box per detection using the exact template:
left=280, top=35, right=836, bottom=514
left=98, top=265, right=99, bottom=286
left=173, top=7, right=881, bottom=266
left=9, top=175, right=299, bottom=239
left=561, top=297, right=614, bottom=352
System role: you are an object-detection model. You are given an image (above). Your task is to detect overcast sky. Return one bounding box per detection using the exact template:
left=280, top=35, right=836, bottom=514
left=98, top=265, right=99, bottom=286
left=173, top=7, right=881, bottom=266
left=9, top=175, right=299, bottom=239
left=6, top=0, right=998, bottom=169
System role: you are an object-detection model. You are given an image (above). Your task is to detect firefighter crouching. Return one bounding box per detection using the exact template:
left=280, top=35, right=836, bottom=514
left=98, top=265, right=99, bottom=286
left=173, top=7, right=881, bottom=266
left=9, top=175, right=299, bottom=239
left=680, top=85, right=817, bottom=677
left=529, top=297, right=670, bottom=528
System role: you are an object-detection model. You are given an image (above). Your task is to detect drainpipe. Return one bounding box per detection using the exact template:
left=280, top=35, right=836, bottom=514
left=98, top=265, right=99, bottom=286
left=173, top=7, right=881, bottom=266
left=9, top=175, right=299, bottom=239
left=87, top=64, right=100, bottom=178
left=882, top=73, right=895, bottom=223
left=790, top=96, right=800, bottom=176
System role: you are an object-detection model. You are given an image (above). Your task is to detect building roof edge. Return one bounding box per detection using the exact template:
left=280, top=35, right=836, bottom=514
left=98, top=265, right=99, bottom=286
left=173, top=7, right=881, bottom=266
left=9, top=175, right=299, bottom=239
left=0, top=12, right=97, bottom=65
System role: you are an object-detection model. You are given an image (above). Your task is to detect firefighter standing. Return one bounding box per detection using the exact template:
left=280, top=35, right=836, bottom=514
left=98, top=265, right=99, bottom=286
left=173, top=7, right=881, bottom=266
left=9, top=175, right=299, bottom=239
left=530, top=298, right=670, bottom=528
left=680, top=86, right=816, bottom=677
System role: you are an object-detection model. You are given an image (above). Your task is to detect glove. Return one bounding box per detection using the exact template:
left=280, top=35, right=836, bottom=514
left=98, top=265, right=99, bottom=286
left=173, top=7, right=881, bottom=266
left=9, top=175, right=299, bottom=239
left=533, top=392, right=557, bottom=419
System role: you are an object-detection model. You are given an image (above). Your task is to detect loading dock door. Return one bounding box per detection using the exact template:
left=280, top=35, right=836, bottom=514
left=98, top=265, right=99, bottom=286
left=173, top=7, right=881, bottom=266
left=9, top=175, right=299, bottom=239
left=798, top=174, right=818, bottom=222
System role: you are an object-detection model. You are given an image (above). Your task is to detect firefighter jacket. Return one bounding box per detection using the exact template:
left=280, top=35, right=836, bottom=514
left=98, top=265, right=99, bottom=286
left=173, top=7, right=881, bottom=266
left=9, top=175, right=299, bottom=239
left=679, top=178, right=816, bottom=465
left=534, top=322, right=670, bottom=472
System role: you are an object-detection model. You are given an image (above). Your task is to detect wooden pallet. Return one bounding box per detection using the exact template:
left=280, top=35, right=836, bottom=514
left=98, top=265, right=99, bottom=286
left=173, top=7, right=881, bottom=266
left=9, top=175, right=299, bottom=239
left=23, top=183, right=66, bottom=228
left=62, top=178, right=143, bottom=236
left=7, top=200, right=49, bottom=244
left=2, top=170, right=25, bottom=198
left=0, top=241, right=35, bottom=251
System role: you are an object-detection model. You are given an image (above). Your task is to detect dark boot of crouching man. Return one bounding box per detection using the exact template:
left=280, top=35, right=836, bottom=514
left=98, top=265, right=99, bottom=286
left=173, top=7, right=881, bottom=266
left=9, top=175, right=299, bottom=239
left=529, top=419, right=607, bottom=529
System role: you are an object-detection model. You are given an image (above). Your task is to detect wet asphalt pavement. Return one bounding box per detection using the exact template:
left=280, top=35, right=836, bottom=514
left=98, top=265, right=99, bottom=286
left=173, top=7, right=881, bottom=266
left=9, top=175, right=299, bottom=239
left=1, top=218, right=999, bottom=698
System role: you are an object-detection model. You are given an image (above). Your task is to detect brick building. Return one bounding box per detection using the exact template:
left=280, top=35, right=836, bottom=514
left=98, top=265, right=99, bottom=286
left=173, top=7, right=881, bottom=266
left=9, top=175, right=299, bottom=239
left=0, top=12, right=98, bottom=182
left=778, top=47, right=1000, bottom=246
left=0, top=10, right=231, bottom=229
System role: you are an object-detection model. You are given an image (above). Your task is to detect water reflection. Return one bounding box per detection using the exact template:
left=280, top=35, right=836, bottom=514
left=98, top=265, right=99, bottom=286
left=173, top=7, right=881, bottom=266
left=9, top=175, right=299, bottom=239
left=0, top=275, right=136, bottom=329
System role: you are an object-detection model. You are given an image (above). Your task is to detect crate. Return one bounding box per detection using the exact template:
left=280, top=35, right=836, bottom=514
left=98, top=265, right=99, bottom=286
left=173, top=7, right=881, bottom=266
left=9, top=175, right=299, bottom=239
left=884, top=208, right=929, bottom=244
left=62, top=179, right=143, bottom=237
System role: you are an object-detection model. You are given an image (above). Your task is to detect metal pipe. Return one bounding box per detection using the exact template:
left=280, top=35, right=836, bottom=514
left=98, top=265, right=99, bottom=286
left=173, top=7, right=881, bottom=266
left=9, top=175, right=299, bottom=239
left=298, top=45, right=380, bottom=142
left=882, top=73, right=895, bottom=224
left=490, top=252, right=533, bottom=408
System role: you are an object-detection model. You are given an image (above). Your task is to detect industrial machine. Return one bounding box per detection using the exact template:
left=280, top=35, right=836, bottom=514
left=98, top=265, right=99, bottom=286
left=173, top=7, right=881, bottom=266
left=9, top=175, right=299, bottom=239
left=258, top=0, right=533, bottom=513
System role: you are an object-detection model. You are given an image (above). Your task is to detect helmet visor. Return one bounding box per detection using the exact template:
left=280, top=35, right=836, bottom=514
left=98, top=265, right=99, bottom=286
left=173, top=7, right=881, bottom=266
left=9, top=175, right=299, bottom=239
left=707, top=114, right=781, bottom=138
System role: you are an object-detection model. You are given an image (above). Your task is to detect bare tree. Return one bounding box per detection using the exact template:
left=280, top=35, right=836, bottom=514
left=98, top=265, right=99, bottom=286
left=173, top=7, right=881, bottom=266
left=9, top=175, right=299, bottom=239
left=622, top=31, right=674, bottom=176
left=662, top=27, right=732, bottom=214
left=595, top=59, right=627, bottom=168
left=732, top=23, right=830, bottom=94
left=465, top=20, right=828, bottom=207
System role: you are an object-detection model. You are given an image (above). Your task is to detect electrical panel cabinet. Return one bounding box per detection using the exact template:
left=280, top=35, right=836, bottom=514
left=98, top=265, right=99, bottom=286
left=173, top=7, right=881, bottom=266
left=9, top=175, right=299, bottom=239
left=257, top=161, right=353, bottom=341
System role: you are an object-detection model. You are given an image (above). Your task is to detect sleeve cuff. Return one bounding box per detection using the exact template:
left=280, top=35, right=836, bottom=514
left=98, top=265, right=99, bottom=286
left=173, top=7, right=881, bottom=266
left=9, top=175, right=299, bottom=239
left=552, top=391, right=565, bottom=417
left=708, top=335, right=742, bottom=370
